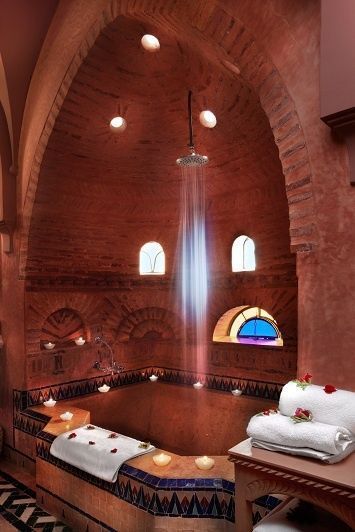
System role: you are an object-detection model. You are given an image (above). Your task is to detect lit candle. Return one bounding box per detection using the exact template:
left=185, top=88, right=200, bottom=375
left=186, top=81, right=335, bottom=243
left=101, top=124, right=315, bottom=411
left=195, top=455, right=215, bottom=470
left=193, top=381, right=204, bottom=390
left=231, top=389, right=242, bottom=396
left=149, top=374, right=158, bottom=382
left=74, top=336, right=86, bottom=346
left=153, top=453, right=172, bottom=466
left=98, top=384, right=110, bottom=393
left=43, top=341, right=55, bottom=350
left=43, top=397, right=56, bottom=407
left=60, top=411, right=73, bottom=421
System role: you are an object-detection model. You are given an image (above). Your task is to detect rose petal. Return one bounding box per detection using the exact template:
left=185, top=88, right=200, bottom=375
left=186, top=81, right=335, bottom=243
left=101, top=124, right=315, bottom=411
left=110, top=448, right=118, bottom=453
left=108, top=433, right=118, bottom=439
left=89, top=441, right=96, bottom=445
left=68, top=433, right=77, bottom=439
left=324, top=384, right=337, bottom=394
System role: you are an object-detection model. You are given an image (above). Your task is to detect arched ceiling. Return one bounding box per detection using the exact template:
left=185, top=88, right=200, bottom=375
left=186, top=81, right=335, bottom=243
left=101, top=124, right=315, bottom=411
left=26, top=15, right=293, bottom=278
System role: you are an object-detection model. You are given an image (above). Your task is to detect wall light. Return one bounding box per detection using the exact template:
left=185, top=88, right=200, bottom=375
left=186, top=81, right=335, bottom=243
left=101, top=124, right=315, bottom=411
left=141, top=34, right=160, bottom=52
left=43, top=341, right=55, bottom=350
left=75, top=336, right=86, bottom=346
left=110, top=116, right=127, bottom=133
left=199, top=110, right=217, bottom=128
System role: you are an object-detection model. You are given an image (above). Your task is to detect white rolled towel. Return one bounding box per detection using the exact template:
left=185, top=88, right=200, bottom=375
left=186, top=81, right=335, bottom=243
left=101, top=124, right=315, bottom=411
left=279, top=381, right=355, bottom=434
left=247, top=412, right=353, bottom=455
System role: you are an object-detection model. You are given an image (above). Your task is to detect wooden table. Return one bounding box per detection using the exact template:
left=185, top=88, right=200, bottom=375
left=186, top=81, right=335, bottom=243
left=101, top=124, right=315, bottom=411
left=228, top=438, right=355, bottom=531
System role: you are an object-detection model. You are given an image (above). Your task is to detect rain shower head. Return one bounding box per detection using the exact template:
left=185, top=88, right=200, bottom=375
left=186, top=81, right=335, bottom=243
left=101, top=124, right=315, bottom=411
left=176, top=151, right=208, bottom=167
left=176, top=90, right=208, bottom=167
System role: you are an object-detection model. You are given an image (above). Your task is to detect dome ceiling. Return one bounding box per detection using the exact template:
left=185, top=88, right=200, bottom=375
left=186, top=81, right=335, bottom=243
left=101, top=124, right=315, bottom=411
left=27, top=15, right=293, bottom=277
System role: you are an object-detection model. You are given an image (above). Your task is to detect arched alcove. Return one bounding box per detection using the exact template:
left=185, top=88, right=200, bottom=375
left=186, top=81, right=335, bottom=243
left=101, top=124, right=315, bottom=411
left=19, top=1, right=318, bottom=278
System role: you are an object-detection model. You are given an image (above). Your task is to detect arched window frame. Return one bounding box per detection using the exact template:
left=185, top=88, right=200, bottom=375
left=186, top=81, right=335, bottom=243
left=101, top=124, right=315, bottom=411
left=139, top=241, right=165, bottom=275
left=232, top=235, right=256, bottom=272
left=213, top=305, right=283, bottom=347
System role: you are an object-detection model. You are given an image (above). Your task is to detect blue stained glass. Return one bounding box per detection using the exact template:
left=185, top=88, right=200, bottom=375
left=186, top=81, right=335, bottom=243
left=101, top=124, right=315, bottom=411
left=238, top=318, right=277, bottom=339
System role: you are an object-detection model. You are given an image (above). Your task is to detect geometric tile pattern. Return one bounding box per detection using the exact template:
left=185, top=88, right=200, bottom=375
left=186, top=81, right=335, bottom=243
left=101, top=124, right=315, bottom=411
left=36, top=435, right=281, bottom=523
left=0, top=469, right=71, bottom=531
left=14, top=366, right=282, bottom=414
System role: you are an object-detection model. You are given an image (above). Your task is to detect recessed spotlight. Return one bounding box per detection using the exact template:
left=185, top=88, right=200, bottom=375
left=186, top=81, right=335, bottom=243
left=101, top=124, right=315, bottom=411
left=199, top=110, right=217, bottom=128
left=110, top=116, right=127, bottom=133
left=141, top=34, right=160, bottom=52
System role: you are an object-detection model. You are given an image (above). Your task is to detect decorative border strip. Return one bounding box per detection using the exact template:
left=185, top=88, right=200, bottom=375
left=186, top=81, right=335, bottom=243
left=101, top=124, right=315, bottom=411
left=36, top=437, right=235, bottom=521
left=14, top=366, right=282, bottom=414
left=36, top=432, right=281, bottom=523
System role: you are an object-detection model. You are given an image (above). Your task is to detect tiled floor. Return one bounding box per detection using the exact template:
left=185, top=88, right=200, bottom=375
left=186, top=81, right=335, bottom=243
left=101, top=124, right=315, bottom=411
left=0, top=461, right=71, bottom=531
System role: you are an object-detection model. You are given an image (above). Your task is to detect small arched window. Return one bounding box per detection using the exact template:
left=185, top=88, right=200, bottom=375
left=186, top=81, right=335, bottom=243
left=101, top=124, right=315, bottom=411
left=139, top=242, right=165, bottom=275
left=232, top=235, right=255, bottom=272
left=213, top=305, right=283, bottom=347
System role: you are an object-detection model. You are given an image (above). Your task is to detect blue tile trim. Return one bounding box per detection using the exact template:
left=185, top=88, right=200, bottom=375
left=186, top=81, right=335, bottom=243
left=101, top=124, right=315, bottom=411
left=13, top=367, right=282, bottom=417
left=36, top=441, right=235, bottom=521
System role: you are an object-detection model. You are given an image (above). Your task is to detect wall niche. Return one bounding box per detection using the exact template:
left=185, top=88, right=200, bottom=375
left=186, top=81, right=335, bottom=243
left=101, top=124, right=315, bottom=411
left=40, top=307, right=87, bottom=350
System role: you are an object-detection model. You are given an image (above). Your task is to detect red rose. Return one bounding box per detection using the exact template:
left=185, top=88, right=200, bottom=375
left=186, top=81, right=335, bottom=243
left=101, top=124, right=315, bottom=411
left=324, top=384, right=337, bottom=394
left=292, top=408, right=312, bottom=422
left=110, top=448, right=118, bottom=453
left=88, top=441, right=96, bottom=445
left=68, top=432, right=77, bottom=439
left=303, top=373, right=312, bottom=383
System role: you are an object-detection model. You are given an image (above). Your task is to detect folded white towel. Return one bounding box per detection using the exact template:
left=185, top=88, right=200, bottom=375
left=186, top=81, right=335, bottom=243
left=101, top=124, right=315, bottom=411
left=279, top=381, right=355, bottom=433
left=247, top=412, right=353, bottom=455
left=251, top=438, right=355, bottom=464
left=50, top=425, right=155, bottom=482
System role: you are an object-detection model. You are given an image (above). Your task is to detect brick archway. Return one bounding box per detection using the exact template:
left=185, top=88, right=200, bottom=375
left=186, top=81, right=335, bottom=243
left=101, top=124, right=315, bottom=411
left=116, top=307, right=181, bottom=342
left=19, top=1, right=317, bottom=277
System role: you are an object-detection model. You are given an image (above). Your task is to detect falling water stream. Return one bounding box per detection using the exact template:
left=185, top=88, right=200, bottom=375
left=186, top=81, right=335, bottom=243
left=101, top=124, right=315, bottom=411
left=178, top=163, right=208, bottom=375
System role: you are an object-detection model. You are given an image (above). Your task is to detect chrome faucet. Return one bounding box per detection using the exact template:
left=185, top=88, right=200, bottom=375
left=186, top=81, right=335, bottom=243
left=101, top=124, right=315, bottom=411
left=93, top=336, right=124, bottom=374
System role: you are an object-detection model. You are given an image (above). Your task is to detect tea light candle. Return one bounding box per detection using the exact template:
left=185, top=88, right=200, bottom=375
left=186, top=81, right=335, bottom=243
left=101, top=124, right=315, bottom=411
left=149, top=374, right=158, bottom=382
left=43, top=341, right=55, bottom=350
left=195, top=455, right=215, bottom=470
left=98, top=384, right=110, bottom=393
left=60, top=411, right=73, bottom=421
left=231, top=389, right=242, bottom=396
left=74, top=336, right=86, bottom=346
left=153, top=453, right=172, bottom=466
left=193, top=381, right=204, bottom=390
left=43, top=397, right=56, bottom=407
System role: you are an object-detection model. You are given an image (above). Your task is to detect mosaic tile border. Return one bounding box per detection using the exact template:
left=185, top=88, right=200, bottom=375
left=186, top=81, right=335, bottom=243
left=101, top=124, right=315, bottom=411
left=36, top=436, right=235, bottom=521
left=36, top=433, right=281, bottom=523
left=14, top=366, right=282, bottom=414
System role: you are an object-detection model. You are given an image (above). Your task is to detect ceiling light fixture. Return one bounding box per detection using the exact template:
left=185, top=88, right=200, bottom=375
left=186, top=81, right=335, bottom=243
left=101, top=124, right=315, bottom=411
left=141, top=34, right=160, bottom=52
left=199, top=110, right=217, bottom=128
left=109, top=116, right=127, bottom=133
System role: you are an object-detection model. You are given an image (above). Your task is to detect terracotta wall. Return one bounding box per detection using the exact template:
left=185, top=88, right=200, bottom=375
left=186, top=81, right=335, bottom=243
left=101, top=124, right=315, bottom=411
left=2, top=0, right=355, bottom=456
left=25, top=282, right=296, bottom=390
left=22, top=10, right=297, bottom=396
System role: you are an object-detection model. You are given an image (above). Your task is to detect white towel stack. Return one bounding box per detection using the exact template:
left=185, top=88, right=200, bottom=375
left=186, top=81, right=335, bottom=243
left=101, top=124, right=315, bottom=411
left=246, top=380, right=355, bottom=463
